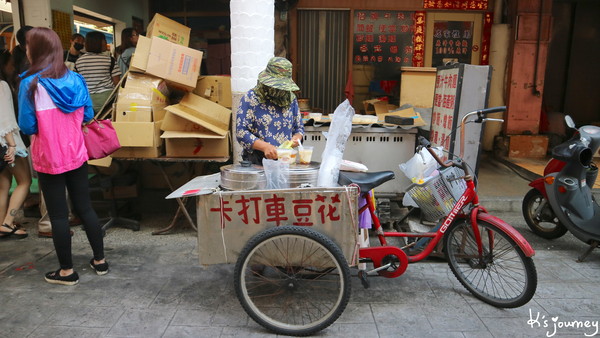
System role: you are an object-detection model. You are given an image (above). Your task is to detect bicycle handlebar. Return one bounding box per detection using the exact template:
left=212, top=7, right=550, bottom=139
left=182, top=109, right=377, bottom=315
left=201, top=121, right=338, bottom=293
left=475, top=106, right=507, bottom=116
left=418, top=106, right=508, bottom=173
left=418, top=136, right=457, bottom=169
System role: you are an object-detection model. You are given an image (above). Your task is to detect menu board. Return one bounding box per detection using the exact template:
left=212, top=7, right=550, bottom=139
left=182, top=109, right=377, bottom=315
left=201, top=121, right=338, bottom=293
left=430, top=66, right=461, bottom=151
left=353, top=10, right=415, bottom=67
left=430, top=63, right=491, bottom=176
left=431, top=21, right=474, bottom=67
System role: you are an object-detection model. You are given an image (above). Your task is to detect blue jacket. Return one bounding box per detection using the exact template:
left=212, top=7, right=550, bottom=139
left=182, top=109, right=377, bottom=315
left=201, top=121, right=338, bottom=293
left=18, top=70, right=94, bottom=135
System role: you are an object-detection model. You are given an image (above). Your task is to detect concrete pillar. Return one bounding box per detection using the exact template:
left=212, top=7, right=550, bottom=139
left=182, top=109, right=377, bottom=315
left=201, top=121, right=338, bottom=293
left=230, top=0, right=274, bottom=163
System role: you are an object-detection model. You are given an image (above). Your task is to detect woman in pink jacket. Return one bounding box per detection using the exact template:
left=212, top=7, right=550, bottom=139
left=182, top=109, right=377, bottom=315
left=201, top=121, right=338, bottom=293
left=18, top=27, right=108, bottom=285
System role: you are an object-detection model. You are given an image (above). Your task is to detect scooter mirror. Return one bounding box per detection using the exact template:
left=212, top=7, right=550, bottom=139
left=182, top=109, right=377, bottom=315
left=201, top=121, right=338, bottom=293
left=565, top=115, right=576, bottom=129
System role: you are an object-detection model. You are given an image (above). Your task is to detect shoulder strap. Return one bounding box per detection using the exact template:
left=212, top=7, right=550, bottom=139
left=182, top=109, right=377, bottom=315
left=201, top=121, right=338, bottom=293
left=110, top=56, right=115, bottom=74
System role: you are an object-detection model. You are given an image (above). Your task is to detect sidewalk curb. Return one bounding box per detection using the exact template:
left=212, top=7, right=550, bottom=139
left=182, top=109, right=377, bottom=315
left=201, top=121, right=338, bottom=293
left=479, top=196, right=522, bottom=213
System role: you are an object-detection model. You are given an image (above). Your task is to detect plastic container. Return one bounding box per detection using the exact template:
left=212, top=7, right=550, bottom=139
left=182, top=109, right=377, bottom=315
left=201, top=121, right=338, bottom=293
left=276, top=148, right=294, bottom=164
left=298, top=146, right=314, bottom=164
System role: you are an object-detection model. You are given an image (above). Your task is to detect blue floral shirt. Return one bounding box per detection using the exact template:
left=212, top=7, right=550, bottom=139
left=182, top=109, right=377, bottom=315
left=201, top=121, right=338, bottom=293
left=236, top=89, right=303, bottom=158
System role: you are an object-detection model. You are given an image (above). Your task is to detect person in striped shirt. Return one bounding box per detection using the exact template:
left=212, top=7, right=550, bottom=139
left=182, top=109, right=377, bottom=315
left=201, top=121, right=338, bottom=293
left=74, top=31, right=120, bottom=112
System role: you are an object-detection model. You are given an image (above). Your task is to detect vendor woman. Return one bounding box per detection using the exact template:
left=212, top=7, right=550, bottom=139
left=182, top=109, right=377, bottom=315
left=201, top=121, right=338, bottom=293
left=236, top=57, right=304, bottom=164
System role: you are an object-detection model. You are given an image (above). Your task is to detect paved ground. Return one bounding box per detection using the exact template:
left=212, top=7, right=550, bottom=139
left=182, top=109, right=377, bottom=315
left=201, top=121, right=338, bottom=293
left=1, top=155, right=599, bottom=338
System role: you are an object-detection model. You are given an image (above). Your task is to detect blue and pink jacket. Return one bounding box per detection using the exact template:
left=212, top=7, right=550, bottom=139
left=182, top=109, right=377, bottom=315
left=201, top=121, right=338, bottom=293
left=18, top=70, right=94, bottom=175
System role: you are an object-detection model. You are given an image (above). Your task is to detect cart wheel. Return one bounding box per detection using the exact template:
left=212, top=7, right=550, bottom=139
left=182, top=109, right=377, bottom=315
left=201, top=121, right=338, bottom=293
left=234, top=226, right=351, bottom=336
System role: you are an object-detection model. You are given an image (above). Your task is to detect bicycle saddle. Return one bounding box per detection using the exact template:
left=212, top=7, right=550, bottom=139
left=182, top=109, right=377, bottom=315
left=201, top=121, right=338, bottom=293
left=338, top=171, right=395, bottom=192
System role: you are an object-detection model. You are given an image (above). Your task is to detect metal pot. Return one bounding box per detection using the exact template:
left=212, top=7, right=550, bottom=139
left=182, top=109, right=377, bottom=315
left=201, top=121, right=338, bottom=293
left=220, top=161, right=267, bottom=191
left=289, top=162, right=320, bottom=188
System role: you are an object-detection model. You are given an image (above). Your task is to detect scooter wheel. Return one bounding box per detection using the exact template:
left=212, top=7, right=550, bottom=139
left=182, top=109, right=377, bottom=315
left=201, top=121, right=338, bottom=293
left=522, top=188, right=568, bottom=239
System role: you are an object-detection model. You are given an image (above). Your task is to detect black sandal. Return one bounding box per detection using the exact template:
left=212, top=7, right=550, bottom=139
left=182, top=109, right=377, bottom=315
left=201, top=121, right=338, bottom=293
left=0, top=223, right=28, bottom=239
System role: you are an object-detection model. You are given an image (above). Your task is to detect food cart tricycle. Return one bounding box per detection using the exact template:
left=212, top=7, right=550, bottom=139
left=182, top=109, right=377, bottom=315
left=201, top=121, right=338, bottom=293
left=171, top=107, right=537, bottom=337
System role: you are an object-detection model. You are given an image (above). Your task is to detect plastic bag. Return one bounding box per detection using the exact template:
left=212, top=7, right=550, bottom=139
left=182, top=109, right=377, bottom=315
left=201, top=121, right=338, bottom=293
left=340, top=159, right=368, bottom=172
left=262, top=159, right=289, bottom=189
left=399, top=146, right=443, bottom=183
left=318, top=100, right=355, bottom=187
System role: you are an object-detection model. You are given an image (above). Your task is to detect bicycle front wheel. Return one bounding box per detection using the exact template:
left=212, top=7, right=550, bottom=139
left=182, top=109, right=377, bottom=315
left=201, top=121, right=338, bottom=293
left=234, top=226, right=351, bottom=336
left=444, top=218, right=537, bottom=308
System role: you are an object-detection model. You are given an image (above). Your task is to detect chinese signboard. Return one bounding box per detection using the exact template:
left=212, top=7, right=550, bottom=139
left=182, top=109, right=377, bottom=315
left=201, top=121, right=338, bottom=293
left=431, top=67, right=461, bottom=151
left=480, top=12, right=493, bottom=65
left=424, top=0, right=489, bottom=11
left=430, top=63, right=491, bottom=176
left=413, top=12, right=426, bottom=67
left=353, top=10, right=417, bottom=67
left=431, top=20, right=474, bottom=67
left=197, top=187, right=359, bottom=266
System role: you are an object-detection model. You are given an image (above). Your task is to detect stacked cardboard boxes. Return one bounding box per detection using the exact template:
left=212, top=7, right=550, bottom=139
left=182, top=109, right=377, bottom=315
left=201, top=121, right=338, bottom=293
left=110, top=14, right=232, bottom=160
left=161, top=93, right=231, bottom=158
left=112, top=73, right=168, bottom=158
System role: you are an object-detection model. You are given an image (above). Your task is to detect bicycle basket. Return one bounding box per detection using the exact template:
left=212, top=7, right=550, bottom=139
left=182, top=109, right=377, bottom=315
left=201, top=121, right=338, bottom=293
left=406, top=167, right=467, bottom=221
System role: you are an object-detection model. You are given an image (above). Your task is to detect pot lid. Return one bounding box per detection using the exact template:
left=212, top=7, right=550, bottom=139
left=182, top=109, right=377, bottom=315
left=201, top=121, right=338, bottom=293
left=220, top=161, right=264, bottom=173
left=289, top=162, right=320, bottom=171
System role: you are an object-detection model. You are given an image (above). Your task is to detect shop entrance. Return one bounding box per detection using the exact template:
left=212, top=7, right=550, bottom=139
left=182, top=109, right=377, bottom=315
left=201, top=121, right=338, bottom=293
left=543, top=0, right=600, bottom=125
left=296, top=9, right=349, bottom=115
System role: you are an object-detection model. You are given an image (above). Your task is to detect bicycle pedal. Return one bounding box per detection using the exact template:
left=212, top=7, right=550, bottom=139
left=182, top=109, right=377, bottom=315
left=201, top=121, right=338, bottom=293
left=358, top=270, right=370, bottom=289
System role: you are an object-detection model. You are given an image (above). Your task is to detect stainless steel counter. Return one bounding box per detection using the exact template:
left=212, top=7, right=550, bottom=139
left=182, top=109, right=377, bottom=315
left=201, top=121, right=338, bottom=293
left=303, top=125, right=417, bottom=196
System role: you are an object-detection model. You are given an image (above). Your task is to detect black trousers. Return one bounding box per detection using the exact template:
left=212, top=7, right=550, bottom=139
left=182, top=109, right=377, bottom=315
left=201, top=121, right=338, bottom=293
left=38, top=163, right=104, bottom=270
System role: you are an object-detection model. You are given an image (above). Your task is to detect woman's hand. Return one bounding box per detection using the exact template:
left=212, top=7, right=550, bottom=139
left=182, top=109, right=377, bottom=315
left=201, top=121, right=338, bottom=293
left=4, top=146, right=16, bottom=165
left=253, top=139, right=279, bottom=160
left=262, top=143, right=279, bottom=159
left=291, top=133, right=303, bottom=148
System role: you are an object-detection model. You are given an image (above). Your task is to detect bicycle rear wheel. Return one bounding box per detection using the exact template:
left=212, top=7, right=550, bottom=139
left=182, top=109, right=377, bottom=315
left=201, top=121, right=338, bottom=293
left=234, top=226, right=351, bottom=336
left=444, top=218, right=537, bottom=308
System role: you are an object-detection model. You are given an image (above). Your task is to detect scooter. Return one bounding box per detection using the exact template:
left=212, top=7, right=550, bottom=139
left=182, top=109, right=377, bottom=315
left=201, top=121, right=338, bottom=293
left=522, top=115, right=600, bottom=261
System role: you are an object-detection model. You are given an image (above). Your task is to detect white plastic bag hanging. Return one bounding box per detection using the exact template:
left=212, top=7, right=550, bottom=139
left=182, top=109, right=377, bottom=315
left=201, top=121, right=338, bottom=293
left=399, top=146, right=443, bottom=183
left=317, top=100, right=355, bottom=187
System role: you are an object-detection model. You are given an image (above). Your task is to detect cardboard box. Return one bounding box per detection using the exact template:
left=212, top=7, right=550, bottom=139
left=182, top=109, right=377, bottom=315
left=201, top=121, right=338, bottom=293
left=146, top=13, right=191, bottom=46
left=113, top=121, right=162, bottom=147
left=362, top=99, right=396, bottom=115
left=400, top=67, right=437, bottom=108
left=124, top=72, right=170, bottom=94
left=88, top=156, right=113, bottom=167
left=146, top=37, right=202, bottom=90
left=130, top=35, right=151, bottom=72
left=161, top=131, right=230, bottom=158
left=130, top=36, right=202, bottom=91
left=114, top=103, right=153, bottom=122
left=116, top=76, right=169, bottom=122
left=162, top=93, right=231, bottom=136
left=114, top=104, right=166, bottom=123
left=112, top=146, right=163, bottom=158
left=193, top=76, right=232, bottom=108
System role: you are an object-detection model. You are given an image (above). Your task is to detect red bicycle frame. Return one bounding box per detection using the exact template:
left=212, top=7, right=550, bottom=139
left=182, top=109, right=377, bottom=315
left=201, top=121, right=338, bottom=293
left=358, top=168, right=535, bottom=278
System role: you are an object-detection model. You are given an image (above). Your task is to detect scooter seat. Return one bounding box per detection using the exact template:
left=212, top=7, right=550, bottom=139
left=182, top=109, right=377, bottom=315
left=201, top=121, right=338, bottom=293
left=338, top=171, right=395, bottom=192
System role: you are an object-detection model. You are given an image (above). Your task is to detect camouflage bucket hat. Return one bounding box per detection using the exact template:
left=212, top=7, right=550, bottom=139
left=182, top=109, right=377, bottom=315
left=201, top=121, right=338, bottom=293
left=258, top=57, right=300, bottom=91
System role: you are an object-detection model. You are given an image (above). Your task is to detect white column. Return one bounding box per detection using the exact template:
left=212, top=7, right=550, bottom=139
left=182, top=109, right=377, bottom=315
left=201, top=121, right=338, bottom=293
left=230, top=0, right=274, bottom=163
